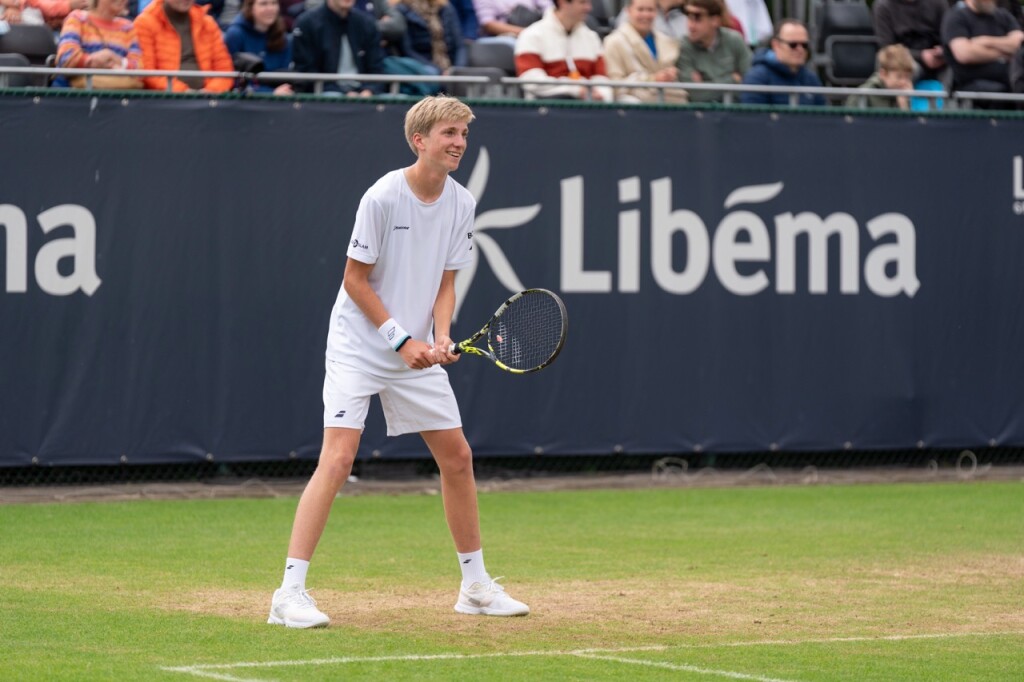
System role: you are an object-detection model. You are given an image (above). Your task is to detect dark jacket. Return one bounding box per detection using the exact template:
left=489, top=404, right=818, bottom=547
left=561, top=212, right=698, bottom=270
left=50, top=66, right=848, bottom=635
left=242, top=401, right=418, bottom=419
left=223, top=15, right=293, bottom=92
left=292, top=5, right=385, bottom=93
left=739, top=49, right=826, bottom=106
left=396, top=3, right=467, bottom=70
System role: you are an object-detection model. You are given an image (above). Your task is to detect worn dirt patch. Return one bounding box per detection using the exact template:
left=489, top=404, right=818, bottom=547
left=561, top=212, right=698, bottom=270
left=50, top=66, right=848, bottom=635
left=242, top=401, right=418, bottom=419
left=167, top=554, right=1024, bottom=647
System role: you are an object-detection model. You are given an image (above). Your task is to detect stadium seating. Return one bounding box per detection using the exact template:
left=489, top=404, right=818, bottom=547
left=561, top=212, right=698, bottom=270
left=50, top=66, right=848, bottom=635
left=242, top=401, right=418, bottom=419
left=0, top=53, right=33, bottom=88
left=810, top=0, right=878, bottom=87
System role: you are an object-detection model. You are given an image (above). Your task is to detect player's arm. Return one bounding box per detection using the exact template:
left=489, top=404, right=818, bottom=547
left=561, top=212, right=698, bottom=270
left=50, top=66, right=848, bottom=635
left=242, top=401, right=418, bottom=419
left=432, top=270, right=460, bottom=364
left=342, top=258, right=437, bottom=369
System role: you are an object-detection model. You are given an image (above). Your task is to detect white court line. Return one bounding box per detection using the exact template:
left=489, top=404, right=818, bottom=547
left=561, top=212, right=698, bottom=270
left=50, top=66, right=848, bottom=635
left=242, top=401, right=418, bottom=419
left=573, top=653, right=795, bottom=682
left=160, top=631, right=1024, bottom=681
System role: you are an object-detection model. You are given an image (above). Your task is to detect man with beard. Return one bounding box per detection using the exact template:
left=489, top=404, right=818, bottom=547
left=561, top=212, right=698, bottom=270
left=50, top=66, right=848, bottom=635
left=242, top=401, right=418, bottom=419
left=942, top=0, right=1022, bottom=94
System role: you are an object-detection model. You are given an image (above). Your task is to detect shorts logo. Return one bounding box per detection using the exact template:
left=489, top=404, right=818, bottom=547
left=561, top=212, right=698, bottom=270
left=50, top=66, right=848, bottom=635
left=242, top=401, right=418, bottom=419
left=335, top=410, right=346, bottom=418
left=394, top=225, right=411, bottom=231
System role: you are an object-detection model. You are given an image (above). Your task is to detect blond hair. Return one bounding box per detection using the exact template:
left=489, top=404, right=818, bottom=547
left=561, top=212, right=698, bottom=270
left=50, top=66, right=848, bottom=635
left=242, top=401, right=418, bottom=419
left=877, top=44, right=914, bottom=74
left=404, top=95, right=475, bottom=155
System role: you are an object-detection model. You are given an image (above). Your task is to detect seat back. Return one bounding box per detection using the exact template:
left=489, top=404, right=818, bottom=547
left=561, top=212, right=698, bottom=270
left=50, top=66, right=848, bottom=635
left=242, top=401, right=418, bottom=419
left=825, top=35, right=879, bottom=86
left=0, top=25, right=58, bottom=66
left=0, top=53, right=34, bottom=88
left=812, top=0, right=874, bottom=54
left=468, top=40, right=516, bottom=76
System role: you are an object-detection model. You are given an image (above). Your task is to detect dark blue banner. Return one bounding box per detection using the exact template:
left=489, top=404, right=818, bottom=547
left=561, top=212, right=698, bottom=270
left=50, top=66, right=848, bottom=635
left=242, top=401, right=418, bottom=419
left=2, top=95, right=1023, bottom=466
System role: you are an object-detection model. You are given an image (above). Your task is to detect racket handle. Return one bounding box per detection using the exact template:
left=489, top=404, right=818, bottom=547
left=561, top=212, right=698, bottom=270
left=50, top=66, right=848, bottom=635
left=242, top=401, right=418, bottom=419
left=449, top=343, right=462, bottom=355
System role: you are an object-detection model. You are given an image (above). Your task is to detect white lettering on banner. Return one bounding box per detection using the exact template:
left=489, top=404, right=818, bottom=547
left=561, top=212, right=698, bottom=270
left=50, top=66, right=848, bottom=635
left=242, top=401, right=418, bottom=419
left=559, top=176, right=919, bottom=298
left=1, top=204, right=102, bottom=296
left=1013, top=156, right=1024, bottom=215
left=561, top=177, right=611, bottom=292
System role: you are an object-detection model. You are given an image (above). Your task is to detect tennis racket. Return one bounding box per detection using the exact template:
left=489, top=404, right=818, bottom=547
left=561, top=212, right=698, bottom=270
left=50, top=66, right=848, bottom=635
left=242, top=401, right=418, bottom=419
left=449, top=289, right=567, bottom=374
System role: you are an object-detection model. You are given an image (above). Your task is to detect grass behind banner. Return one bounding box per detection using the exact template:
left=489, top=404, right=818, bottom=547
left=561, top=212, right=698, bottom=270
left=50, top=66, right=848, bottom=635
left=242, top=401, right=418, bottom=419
left=0, top=482, right=1021, bottom=680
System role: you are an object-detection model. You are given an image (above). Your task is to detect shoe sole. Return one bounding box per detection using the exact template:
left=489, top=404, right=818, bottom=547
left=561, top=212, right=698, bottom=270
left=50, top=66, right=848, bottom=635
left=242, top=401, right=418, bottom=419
left=454, top=604, right=529, bottom=617
left=267, top=614, right=330, bottom=628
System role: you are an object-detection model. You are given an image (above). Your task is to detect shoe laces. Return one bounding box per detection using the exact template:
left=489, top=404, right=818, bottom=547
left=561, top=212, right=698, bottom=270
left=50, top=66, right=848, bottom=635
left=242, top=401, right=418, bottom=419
left=484, top=577, right=507, bottom=593
left=283, top=588, right=318, bottom=608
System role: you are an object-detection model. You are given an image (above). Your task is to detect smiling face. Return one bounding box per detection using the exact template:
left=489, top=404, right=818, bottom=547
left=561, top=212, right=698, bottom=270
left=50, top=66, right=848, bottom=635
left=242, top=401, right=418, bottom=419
left=772, top=22, right=810, bottom=71
left=684, top=3, right=721, bottom=46
left=414, top=119, right=470, bottom=173
left=627, top=0, right=658, bottom=36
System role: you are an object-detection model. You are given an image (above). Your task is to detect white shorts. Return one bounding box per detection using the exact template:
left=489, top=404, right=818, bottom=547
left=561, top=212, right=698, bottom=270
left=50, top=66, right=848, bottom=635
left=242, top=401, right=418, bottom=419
left=323, top=359, right=463, bottom=436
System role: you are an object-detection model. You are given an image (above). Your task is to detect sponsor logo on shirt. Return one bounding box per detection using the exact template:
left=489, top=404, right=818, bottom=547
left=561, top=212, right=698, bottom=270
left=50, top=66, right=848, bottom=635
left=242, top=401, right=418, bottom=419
left=351, top=238, right=368, bottom=250
left=394, top=225, right=411, bottom=230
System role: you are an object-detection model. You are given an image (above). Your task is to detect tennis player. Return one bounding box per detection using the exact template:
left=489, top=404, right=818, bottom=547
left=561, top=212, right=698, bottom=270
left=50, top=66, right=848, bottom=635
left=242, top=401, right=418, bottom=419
left=267, top=95, right=530, bottom=628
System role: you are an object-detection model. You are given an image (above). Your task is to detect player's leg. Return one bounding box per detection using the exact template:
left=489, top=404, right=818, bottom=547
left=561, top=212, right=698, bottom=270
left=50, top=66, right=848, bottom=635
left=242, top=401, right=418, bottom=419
left=420, top=427, right=480, bottom=553
left=421, top=427, right=530, bottom=617
left=269, top=361, right=377, bottom=629
left=288, top=427, right=361, bottom=560
left=268, top=428, right=360, bottom=629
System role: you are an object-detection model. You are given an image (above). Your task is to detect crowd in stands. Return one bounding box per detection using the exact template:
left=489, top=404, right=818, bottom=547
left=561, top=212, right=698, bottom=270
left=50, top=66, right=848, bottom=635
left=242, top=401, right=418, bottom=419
left=3, top=0, right=1024, bottom=106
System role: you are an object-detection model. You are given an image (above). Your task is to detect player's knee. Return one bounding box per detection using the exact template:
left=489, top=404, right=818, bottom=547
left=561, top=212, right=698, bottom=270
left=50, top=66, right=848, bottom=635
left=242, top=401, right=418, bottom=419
left=316, top=450, right=356, bottom=487
left=439, top=442, right=474, bottom=477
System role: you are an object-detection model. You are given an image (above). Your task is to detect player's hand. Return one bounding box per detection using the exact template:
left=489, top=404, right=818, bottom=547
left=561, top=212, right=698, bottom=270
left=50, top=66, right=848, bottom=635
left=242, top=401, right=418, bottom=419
left=432, top=335, right=460, bottom=365
left=398, top=338, right=437, bottom=370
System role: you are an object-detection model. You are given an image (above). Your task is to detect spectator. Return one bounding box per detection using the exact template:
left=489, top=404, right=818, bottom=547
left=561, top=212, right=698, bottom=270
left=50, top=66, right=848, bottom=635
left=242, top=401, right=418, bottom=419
left=603, top=0, right=685, bottom=103
left=845, top=43, right=915, bottom=109
left=223, top=0, right=294, bottom=94
left=942, top=0, right=1022, bottom=94
left=872, top=0, right=948, bottom=82
left=292, top=0, right=385, bottom=95
left=395, top=0, right=467, bottom=73
left=474, top=0, right=550, bottom=40
left=676, top=0, right=751, bottom=102
left=56, top=0, right=143, bottom=88
left=135, top=0, right=235, bottom=92
left=301, top=0, right=408, bottom=47
left=515, top=0, right=612, bottom=100
left=739, top=18, right=826, bottom=106
left=614, top=0, right=686, bottom=42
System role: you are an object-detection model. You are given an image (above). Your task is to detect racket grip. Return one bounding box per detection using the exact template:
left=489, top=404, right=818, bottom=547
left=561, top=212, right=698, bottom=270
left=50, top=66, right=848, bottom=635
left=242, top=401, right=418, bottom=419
left=449, top=343, right=462, bottom=355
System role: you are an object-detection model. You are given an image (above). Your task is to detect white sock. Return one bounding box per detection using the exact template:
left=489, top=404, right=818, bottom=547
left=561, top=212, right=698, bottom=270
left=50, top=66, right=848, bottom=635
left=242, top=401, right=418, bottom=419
left=281, top=557, right=309, bottom=592
left=457, top=549, right=490, bottom=589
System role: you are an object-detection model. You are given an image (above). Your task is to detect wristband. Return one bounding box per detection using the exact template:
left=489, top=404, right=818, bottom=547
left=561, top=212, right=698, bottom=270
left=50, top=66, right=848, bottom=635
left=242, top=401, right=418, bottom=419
left=378, top=318, right=410, bottom=352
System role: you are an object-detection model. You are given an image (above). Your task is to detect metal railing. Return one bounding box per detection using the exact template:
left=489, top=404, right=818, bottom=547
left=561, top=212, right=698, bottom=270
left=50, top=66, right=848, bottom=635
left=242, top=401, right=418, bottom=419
left=0, top=64, right=1020, bottom=110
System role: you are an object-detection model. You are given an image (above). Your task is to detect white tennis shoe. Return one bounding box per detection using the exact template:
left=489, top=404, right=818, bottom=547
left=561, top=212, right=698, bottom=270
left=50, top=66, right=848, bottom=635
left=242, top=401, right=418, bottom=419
left=267, top=587, right=330, bottom=628
left=454, top=577, right=530, bottom=617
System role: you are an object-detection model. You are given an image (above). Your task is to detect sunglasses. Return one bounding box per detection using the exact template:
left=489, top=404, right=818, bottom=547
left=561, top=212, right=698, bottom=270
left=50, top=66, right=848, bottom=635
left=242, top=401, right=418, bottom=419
left=776, top=40, right=810, bottom=51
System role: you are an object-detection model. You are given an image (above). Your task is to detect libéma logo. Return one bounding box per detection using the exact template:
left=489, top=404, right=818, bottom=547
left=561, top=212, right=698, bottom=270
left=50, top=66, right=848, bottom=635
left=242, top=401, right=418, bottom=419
left=1, top=204, right=101, bottom=296
left=454, top=148, right=921, bottom=320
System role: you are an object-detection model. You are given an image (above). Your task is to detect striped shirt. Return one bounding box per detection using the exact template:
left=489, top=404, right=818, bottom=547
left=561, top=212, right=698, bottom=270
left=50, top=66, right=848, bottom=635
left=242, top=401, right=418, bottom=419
left=57, top=11, right=143, bottom=69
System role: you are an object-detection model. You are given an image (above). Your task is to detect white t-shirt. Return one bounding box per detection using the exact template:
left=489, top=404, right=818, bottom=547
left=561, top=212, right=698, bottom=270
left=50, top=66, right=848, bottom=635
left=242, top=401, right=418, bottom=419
left=326, top=169, right=476, bottom=376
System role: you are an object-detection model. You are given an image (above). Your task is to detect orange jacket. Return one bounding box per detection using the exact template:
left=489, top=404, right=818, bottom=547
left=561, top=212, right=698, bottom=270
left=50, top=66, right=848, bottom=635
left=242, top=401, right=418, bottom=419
left=134, top=0, right=234, bottom=93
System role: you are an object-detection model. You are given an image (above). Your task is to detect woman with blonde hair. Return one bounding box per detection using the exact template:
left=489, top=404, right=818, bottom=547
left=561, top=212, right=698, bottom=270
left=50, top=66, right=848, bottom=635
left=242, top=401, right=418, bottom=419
left=603, top=0, right=687, bottom=103
left=55, top=0, right=143, bottom=88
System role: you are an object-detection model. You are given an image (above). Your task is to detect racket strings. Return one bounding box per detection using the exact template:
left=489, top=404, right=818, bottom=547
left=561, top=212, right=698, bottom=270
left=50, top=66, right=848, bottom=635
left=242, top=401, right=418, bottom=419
left=488, top=292, right=564, bottom=370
